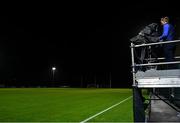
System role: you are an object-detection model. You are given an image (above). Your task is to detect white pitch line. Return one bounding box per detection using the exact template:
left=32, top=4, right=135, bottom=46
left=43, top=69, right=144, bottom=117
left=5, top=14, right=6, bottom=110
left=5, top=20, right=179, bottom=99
left=80, top=96, right=132, bottom=123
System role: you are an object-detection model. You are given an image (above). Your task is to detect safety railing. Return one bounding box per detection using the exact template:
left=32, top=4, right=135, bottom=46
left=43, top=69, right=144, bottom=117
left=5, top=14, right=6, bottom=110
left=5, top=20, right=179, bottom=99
left=131, top=40, right=180, bottom=86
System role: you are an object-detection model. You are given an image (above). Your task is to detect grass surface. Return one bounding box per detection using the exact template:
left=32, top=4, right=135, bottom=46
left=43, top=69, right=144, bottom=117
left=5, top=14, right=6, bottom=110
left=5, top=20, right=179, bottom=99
left=0, top=88, right=133, bottom=122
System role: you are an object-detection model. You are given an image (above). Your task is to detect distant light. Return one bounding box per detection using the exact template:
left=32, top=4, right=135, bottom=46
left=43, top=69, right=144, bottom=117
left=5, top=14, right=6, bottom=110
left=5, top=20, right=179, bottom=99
left=52, top=67, right=56, bottom=71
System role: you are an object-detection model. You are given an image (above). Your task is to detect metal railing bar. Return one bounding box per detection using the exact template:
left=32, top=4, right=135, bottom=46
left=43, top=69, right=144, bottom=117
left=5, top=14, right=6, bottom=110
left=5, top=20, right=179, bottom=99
left=132, top=40, right=180, bottom=48
left=134, top=61, right=180, bottom=67
left=144, top=56, right=180, bottom=60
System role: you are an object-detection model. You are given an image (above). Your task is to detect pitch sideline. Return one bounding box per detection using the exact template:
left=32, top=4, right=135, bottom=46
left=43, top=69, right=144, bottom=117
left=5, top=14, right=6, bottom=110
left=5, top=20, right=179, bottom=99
left=80, top=95, right=133, bottom=123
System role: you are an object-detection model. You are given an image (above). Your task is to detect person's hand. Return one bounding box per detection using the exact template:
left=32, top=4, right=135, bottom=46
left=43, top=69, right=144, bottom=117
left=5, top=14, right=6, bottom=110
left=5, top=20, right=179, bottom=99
left=158, top=37, right=163, bottom=42
left=158, top=37, right=163, bottom=47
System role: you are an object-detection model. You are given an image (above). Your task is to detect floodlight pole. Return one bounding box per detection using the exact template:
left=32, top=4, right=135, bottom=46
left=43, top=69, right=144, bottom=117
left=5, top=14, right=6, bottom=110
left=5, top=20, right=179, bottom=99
left=81, top=74, right=83, bottom=88
left=94, top=74, right=96, bottom=87
left=52, top=67, right=56, bottom=85
left=109, top=72, right=112, bottom=88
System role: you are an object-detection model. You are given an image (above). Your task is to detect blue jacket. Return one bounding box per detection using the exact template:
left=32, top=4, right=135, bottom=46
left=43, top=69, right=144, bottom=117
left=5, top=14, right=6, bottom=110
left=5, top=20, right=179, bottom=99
left=159, top=23, right=175, bottom=41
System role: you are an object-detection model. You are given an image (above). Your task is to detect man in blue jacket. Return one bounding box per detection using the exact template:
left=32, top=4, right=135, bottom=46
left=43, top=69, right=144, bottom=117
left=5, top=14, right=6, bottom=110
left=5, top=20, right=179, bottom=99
left=159, top=17, right=176, bottom=66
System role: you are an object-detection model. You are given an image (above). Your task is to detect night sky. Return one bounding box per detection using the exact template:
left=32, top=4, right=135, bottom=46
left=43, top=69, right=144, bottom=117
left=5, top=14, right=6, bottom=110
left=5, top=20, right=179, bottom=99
left=1, top=2, right=180, bottom=87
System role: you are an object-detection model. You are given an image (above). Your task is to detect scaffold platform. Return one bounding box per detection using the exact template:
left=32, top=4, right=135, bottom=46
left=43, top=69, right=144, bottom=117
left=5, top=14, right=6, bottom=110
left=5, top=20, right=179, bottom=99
left=136, top=69, right=180, bottom=88
left=130, top=40, right=180, bottom=122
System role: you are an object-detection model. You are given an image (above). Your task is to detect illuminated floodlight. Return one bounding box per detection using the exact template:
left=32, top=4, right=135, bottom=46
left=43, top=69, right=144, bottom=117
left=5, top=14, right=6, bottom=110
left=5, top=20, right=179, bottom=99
left=52, top=67, right=56, bottom=71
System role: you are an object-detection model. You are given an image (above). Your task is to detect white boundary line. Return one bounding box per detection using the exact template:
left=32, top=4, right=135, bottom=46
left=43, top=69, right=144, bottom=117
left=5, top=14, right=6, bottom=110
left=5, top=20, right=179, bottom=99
left=80, top=96, right=133, bottom=123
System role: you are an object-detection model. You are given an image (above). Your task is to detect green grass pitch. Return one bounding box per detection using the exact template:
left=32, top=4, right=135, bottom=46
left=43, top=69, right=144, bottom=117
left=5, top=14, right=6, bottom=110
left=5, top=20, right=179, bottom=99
left=0, top=88, right=133, bottom=122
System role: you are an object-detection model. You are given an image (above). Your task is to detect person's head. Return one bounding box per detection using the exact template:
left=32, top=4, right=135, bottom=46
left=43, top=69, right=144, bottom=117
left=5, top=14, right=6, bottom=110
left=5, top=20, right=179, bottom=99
left=160, top=16, right=169, bottom=25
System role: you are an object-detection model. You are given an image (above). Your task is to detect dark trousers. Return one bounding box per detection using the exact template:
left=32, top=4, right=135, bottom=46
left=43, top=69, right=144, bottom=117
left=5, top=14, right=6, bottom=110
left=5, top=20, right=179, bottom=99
left=163, top=44, right=176, bottom=69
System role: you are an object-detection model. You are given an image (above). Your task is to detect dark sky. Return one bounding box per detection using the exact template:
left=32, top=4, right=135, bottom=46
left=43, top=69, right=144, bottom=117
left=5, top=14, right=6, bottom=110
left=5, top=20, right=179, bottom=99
left=1, top=2, right=180, bottom=87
